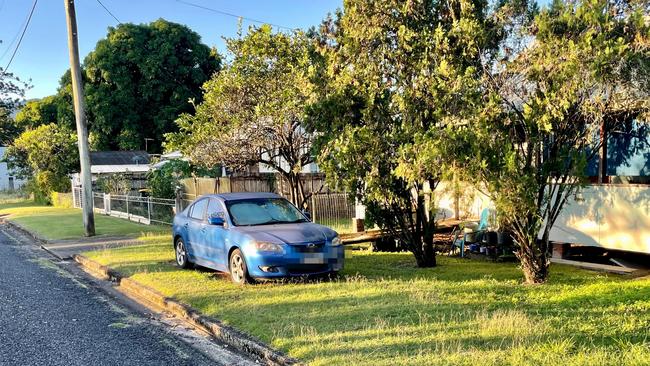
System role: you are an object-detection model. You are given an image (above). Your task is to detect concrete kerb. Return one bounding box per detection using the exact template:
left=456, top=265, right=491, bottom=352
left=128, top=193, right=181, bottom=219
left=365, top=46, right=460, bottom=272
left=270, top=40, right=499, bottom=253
left=73, top=254, right=301, bottom=366
left=3, top=220, right=48, bottom=245
left=1, top=220, right=67, bottom=260
left=73, top=253, right=123, bottom=282
left=2, top=219, right=146, bottom=260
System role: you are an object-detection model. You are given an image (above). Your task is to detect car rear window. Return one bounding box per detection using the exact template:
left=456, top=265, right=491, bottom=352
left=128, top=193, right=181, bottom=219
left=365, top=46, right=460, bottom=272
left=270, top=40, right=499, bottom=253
left=189, top=199, right=207, bottom=220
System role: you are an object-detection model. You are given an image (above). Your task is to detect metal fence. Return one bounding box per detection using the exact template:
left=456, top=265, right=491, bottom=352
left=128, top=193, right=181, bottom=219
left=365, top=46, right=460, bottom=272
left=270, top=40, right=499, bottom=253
left=74, top=188, right=176, bottom=225
left=74, top=188, right=357, bottom=232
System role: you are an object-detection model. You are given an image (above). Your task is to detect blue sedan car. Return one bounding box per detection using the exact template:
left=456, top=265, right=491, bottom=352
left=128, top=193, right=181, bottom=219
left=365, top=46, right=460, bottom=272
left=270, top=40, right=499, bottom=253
left=172, top=192, right=344, bottom=284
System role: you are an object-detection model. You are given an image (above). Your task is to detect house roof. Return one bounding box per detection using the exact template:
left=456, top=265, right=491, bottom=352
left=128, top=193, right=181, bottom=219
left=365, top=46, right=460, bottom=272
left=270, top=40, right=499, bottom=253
left=90, top=165, right=151, bottom=174
left=89, top=151, right=150, bottom=166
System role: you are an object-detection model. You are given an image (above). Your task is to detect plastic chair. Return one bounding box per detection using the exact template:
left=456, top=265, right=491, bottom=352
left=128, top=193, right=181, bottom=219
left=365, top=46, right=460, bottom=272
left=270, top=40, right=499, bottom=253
left=450, top=208, right=491, bottom=257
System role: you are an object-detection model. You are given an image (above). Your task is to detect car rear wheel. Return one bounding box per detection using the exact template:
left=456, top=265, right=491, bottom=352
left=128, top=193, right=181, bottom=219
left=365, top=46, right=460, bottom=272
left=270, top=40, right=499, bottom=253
left=175, top=238, right=191, bottom=269
left=229, top=249, right=252, bottom=284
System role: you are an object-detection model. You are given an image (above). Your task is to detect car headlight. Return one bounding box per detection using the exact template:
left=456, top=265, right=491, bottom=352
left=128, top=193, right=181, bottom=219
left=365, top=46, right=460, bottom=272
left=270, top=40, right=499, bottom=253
left=331, top=236, right=342, bottom=246
left=252, top=241, right=285, bottom=254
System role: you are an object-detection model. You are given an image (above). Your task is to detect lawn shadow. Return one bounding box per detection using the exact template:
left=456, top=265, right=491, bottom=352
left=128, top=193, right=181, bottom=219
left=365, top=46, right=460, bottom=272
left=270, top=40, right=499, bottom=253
left=344, top=251, right=525, bottom=282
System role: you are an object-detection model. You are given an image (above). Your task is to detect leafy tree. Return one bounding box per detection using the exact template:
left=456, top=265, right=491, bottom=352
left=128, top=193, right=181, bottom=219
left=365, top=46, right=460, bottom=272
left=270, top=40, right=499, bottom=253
left=0, top=66, right=27, bottom=112
left=0, top=107, right=21, bottom=145
left=14, top=72, right=77, bottom=134
left=14, top=95, right=60, bottom=129
left=463, top=0, right=650, bottom=283
left=0, top=62, right=28, bottom=145
left=147, top=160, right=192, bottom=199
left=53, top=70, right=79, bottom=131
left=5, top=124, right=79, bottom=201
left=307, top=0, right=502, bottom=267
left=95, top=173, right=131, bottom=195
left=147, top=159, right=221, bottom=198
left=167, top=26, right=317, bottom=207
left=80, top=19, right=220, bottom=152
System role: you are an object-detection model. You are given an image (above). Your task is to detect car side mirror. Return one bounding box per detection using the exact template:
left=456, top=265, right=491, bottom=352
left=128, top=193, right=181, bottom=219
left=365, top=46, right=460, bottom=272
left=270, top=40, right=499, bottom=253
left=302, top=210, right=311, bottom=221
left=208, top=214, right=225, bottom=226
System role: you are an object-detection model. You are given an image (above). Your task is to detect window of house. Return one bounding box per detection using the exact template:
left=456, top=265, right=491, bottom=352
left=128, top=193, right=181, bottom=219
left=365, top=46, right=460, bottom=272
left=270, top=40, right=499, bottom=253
left=606, top=118, right=650, bottom=178
left=586, top=117, right=650, bottom=183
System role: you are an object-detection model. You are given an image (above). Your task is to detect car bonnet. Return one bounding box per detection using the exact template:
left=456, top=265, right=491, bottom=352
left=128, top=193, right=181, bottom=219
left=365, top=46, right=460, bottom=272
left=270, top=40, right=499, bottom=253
left=235, top=222, right=335, bottom=244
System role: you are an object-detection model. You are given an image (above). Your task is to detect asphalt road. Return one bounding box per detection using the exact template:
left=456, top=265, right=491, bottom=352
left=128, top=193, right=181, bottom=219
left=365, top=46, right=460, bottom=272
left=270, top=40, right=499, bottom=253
left=0, top=228, right=254, bottom=366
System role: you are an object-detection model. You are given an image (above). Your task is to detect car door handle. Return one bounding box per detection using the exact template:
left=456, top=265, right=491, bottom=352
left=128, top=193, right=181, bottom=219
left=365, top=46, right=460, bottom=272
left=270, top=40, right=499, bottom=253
left=183, top=223, right=189, bottom=229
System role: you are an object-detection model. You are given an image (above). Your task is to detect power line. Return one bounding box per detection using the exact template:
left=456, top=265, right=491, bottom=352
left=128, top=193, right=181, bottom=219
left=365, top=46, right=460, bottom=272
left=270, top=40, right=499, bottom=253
left=0, top=16, right=28, bottom=61
left=175, top=0, right=296, bottom=31
left=4, top=0, right=38, bottom=73
left=95, top=0, right=121, bottom=24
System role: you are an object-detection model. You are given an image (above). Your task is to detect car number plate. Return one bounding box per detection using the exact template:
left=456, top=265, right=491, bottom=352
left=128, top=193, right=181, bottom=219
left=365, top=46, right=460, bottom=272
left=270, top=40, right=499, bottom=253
left=303, top=253, right=325, bottom=264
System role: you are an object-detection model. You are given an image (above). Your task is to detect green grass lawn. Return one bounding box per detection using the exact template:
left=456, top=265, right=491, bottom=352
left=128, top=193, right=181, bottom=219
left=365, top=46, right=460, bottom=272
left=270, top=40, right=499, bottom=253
left=0, top=200, right=168, bottom=240
left=314, top=217, right=354, bottom=234
left=85, top=240, right=650, bottom=366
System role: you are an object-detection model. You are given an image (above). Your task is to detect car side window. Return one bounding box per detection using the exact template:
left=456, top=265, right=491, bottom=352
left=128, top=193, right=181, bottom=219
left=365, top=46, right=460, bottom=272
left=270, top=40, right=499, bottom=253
left=207, top=198, right=224, bottom=218
left=189, top=199, right=208, bottom=221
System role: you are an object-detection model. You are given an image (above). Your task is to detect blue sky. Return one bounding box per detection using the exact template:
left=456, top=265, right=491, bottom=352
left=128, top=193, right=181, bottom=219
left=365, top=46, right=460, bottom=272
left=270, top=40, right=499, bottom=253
left=0, top=0, right=341, bottom=99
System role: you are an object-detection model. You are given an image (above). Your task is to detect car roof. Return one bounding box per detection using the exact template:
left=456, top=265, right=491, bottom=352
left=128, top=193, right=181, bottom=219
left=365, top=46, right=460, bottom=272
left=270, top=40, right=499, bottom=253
left=199, top=192, right=282, bottom=202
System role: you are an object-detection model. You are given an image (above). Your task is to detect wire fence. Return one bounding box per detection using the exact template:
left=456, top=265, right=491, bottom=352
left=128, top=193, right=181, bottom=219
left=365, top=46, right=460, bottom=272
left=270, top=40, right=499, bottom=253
left=74, top=188, right=176, bottom=225
left=73, top=188, right=358, bottom=232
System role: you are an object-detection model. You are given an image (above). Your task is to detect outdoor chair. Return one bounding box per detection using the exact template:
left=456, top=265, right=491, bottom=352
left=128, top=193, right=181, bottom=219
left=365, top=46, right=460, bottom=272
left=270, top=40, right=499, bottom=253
left=450, top=208, right=492, bottom=258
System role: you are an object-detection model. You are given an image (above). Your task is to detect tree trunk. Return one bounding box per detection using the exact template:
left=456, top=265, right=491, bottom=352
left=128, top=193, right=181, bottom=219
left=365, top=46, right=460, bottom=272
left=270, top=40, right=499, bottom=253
left=416, top=238, right=436, bottom=267
left=296, top=175, right=308, bottom=210
left=285, top=173, right=297, bottom=206
left=283, top=172, right=306, bottom=208
left=411, top=191, right=436, bottom=268
left=421, top=222, right=436, bottom=267
left=515, top=232, right=550, bottom=284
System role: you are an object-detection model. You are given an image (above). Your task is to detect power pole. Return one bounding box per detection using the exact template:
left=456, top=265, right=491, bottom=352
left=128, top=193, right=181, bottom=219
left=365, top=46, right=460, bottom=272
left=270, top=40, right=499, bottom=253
left=64, top=0, right=95, bottom=236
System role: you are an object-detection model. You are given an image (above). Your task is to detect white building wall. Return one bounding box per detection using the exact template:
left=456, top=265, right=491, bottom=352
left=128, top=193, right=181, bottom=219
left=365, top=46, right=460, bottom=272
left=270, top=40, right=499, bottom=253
left=547, top=185, right=650, bottom=254
left=258, top=151, right=319, bottom=174
left=0, top=147, right=26, bottom=191
left=434, top=181, right=492, bottom=221
left=434, top=181, right=650, bottom=254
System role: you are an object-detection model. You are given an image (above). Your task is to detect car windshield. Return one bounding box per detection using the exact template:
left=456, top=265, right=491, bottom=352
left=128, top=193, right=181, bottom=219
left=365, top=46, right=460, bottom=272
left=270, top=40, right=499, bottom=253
left=226, top=198, right=308, bottom=226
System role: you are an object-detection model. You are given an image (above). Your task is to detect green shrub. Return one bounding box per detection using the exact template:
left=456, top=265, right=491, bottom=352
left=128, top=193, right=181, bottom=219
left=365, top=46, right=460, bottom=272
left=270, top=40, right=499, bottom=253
left=147, top=160, right=192, bottom=199
left=4, top=124, right=78, bottom=203
left=50, top=192, right=73, bottom=208
left=95, top=173, right=131, bottom=195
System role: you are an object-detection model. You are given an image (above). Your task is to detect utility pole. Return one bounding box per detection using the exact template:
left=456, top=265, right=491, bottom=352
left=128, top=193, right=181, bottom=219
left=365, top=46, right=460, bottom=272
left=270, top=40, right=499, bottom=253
left=64, top=0, right=95, bottom=236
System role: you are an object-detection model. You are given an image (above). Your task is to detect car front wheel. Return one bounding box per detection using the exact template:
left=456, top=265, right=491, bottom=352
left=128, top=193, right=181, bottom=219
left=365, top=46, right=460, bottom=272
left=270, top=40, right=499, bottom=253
left=175, top=238, right=191, bottom=269
left=229, top=249, right=251, bottom=284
